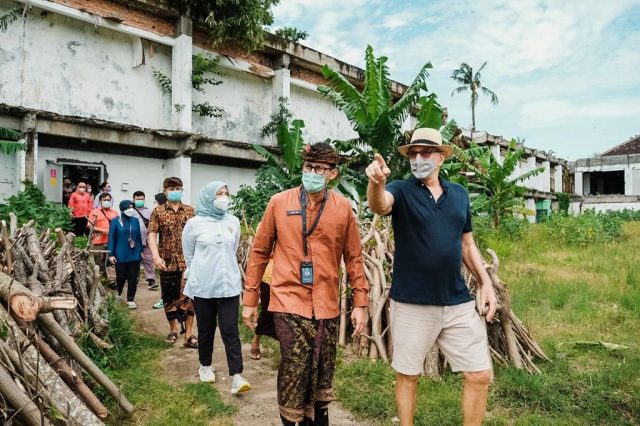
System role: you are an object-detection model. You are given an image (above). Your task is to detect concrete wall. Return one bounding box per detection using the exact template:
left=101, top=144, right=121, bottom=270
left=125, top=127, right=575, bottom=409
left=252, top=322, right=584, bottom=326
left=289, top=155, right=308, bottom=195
left=0, top=1, right=173, bottom=129
left=190, top=163, right=257, bottom=205
left=191, top=49, right=273, bottom=144
left=573, top=154, right=640, bottom=196
left=581, top=202, right=640, bottom=213
left=289, top=82, right=358, bottom=143
left=0, top=153, right=19, bottom=202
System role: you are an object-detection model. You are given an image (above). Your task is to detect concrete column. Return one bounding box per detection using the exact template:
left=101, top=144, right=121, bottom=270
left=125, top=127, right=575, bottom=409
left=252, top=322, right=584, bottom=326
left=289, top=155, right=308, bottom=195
left=21, top=113, right=37, bottom=187
left=525, top=156, right=537, bottom=190
left=165, top=156, right=192, bottom=205
left=540, top=160, right=551, bottom=192
left=553, top=165, right=563, bottom=193
left=171, top=16, right=193, bottom=132
left=624, top=168, right=633, bottom=195
left=272, top=54, right=291, bottom=146
left=574, top=172, right=583, bottom=195
left=583, top=172, right=591, bottom=195
left=525, top=198, right=536, bottom=223
left=489, top=144, right=502, bottom=165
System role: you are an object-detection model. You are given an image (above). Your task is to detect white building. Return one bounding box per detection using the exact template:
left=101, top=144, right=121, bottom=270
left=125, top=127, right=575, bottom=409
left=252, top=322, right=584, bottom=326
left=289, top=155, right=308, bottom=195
left=0, top=0, right=413, bottom=205
left=570, top=135, right=640, bottom=213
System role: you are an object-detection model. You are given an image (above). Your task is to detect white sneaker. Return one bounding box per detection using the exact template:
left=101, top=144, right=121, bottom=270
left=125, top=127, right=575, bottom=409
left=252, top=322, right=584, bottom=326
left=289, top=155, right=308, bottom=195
left=230, top=374, right=251, bottom=395
left=127, top=301, right=137, bottom=309
left=199, top=365, right=216, bottom=383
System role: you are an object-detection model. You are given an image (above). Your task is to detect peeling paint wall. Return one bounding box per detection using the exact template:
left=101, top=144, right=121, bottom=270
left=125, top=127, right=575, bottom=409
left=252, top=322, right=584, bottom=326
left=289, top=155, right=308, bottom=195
left=191, top=52, right=273, bottom=144
left=190, top=163, right=257, bottom=203
left=289, top=83, right=358, bottom=143
left=0, top=153, right=18, bottom=202
left=0, top=1, right=172, bottom=129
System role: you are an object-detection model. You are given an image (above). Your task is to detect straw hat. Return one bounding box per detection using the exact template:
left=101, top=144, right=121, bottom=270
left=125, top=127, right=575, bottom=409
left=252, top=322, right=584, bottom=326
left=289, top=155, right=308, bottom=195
left=398, top=128, right=453, bottom=159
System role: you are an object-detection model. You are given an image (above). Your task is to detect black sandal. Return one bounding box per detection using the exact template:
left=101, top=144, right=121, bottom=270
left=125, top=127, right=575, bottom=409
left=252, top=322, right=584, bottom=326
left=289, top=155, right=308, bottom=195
left=165, top=332, right=178, bottom=344
left=183, top=335, right=198, bottom=349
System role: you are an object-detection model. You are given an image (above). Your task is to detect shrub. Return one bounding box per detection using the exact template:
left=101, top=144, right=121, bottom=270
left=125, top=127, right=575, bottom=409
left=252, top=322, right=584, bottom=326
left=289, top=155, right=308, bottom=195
left=472, top=214, right=529, bottom=250
left=543, top=210, right=623, bottom=246
left=0, top=182, right=71, bottom=231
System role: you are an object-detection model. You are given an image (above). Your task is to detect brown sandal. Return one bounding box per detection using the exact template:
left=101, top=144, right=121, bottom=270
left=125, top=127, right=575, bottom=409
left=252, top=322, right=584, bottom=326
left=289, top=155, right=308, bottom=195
left=249, top=345, right=261, bottom=360
left=166, top=332, right=178, bottom=344
left=183, top=335, right=198, bottom=349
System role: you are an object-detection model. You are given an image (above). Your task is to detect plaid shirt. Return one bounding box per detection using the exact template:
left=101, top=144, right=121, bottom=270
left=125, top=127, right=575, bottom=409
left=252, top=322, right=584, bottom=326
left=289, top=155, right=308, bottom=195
left=148, top=203, right=195, bottom=271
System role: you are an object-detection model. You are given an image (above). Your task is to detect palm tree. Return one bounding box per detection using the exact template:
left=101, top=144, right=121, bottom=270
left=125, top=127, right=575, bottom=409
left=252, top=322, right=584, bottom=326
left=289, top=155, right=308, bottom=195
left=451, top=62, right=498, bottom=131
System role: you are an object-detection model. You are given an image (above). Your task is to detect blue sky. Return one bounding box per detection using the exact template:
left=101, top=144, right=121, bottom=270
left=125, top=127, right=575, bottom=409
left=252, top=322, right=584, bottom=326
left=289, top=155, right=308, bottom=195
left=271, top=0, right=640, bottom=160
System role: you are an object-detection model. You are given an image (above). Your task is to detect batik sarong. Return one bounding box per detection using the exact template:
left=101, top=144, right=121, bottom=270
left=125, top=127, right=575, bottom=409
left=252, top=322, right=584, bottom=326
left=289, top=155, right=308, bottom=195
left=274, top=313, right=338, bottom=423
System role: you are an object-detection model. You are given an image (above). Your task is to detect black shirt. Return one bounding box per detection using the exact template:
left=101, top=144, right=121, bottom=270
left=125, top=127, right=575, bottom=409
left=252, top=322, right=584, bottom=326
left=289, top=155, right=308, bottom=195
left=386, top=176, right=473, bottom=305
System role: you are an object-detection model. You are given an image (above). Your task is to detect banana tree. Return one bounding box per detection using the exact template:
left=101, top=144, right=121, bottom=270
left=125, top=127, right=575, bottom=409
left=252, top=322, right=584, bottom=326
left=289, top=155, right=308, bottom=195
left=318, top=45, right=441, bottom=201
left=0, top=127, right=26, bottom=155
left=252, top=119, right=304, bottom=182
left=465, top=139, right=543, bottom=227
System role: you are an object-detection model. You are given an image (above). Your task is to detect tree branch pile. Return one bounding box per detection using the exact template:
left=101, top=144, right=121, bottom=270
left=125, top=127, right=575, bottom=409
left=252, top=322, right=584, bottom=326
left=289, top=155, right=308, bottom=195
left=0, top=217, right=133, bottom=424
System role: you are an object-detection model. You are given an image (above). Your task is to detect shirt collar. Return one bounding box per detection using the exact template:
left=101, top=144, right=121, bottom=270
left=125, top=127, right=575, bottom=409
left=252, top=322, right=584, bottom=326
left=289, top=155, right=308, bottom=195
left=410, top=175, right=450, bottom=189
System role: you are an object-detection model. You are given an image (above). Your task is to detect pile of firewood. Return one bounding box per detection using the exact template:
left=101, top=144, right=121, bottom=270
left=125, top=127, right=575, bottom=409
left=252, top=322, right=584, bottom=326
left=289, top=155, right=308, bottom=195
left=0, top=214, right=133, bottom=425
left=342, top=215, right=549, bottom=375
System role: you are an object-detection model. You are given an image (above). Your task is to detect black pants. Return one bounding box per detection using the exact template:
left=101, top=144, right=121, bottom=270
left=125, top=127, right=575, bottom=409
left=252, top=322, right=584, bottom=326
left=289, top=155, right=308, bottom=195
left=280, top=404, right=329, bottom=426
left=255, top=281, right=277, bottom=340
left=115, top=261, right=140, bottom=302
left=193, top=295, right=243, bottom=376
left=72, top=217, right=88, bottom=236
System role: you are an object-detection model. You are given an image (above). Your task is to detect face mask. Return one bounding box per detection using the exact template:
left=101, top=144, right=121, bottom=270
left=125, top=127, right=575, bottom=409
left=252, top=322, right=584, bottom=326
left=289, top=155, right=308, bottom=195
left=301, top=172, right=327, bottom=193
left=134, top=200, right=145, bottom=208
left=124, top=208, right=136, bottom=217
left=213, top=196, right=230, bottom=212
left=410, top=156, right=438, bottom=180
left=167, top=190, right=182, bottom=202
left=101, top=200, right=112, bottom=208
left=78, top=187, right=86, bottom=193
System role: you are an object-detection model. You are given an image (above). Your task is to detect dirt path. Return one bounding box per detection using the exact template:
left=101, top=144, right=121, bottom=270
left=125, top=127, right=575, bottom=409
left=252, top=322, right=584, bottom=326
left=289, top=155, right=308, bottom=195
left=132, top=285, right=366, bottom=425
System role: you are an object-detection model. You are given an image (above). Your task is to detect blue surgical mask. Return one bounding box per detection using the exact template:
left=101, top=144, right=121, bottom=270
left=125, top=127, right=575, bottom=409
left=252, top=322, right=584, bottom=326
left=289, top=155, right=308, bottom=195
left=167, top=190, right=182, bottom=202
left=301, top=172, right=327, bottom=193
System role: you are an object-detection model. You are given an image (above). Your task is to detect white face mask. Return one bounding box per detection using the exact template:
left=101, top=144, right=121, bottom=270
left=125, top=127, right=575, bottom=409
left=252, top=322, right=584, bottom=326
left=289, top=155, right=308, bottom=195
left=213, top=196, right=230, bottom=212
left=410, top=156, right=438, bottom=180
left=124, top=208, right=136, bottom=217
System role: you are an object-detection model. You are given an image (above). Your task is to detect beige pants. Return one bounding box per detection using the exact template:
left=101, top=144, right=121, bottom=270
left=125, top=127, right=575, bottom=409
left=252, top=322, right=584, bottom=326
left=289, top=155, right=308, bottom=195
left=91, top=243, right=116, bottom=284
left=391, top=300, right=492, bottom=375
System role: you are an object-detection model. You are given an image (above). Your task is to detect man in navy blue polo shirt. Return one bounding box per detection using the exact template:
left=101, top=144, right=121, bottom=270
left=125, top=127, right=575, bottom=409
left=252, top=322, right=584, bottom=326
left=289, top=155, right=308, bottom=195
left=366, top=128, right=497, bottom=426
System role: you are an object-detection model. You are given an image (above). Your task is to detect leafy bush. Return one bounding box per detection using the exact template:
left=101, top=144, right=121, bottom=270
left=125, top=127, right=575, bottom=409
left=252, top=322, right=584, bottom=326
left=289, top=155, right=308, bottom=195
left=472, top=214, right=529, bottom=250
left=0, top=182, right=71, bottom=231
left=606, top=208, right=640, bottom=222
left=231, top=164, right=299, bottom=225
left=543, top=210, right=624, bottom=246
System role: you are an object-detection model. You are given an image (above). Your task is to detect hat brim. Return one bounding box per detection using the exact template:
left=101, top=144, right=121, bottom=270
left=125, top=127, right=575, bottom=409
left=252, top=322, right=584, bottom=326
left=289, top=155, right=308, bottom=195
left=398, top=143, right=453, bottom=159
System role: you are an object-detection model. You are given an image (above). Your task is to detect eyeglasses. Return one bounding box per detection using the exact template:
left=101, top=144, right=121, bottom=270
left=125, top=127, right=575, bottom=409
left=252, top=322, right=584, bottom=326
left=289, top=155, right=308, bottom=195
left=408, top=148, right=442, bottom=159
left=302, top=163, right=334, bottom=176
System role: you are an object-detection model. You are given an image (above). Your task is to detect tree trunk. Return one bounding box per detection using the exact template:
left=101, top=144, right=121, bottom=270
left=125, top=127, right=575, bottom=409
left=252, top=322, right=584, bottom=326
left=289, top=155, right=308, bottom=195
left=0, top=363, right=47, bottom=426
left=0, top=272, right=77, bottom=320
left=0, top=305, right=103, bottom=425
left=14, top=318, right=109, bottom=419
left=38, top=313, right=134, bottom=414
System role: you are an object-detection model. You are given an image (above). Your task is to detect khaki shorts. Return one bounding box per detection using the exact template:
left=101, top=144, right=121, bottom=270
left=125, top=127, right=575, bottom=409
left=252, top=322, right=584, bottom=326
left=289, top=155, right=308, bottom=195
left=391, top=300, right=492, bottom=375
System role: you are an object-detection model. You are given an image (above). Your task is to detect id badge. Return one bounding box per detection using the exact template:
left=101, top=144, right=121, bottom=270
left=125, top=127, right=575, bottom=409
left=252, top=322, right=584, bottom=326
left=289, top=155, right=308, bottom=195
left=300, top=261, right=314, bottom=285
left=128, top=238, right=136, bottom=249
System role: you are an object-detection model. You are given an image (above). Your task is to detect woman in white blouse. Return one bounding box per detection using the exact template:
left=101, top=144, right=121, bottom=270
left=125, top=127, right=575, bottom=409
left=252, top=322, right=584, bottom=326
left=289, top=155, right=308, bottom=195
left=182, top=180, right=251, bottom=395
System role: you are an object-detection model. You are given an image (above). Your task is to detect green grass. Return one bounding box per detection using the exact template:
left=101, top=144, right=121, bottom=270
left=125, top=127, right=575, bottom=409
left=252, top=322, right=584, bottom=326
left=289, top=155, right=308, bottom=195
left=335, top=222, right=640, bottom=425
left=80, top=296, right=236, bottom=425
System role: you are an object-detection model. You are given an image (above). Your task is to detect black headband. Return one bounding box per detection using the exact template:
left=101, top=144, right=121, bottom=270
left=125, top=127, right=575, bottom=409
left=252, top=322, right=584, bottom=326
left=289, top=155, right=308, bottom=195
left=410, top=139, right=439, bottom=146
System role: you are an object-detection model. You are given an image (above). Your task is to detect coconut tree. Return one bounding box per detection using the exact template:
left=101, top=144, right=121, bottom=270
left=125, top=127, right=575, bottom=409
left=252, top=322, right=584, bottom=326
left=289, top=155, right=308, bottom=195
left=451, top=62, right=498, bottom=131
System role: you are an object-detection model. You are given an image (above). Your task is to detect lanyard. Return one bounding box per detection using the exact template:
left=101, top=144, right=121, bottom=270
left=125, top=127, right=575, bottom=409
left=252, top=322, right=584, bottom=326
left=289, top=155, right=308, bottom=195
left=300, top=188, right=328, bottom=258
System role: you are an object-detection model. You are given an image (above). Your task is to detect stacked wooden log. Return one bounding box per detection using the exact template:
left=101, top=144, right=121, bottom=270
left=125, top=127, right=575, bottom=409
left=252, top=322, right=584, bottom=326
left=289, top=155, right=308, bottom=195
left=343, top=215, right=549, bottom=375
left=0, top=215, right=133, bottom=425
